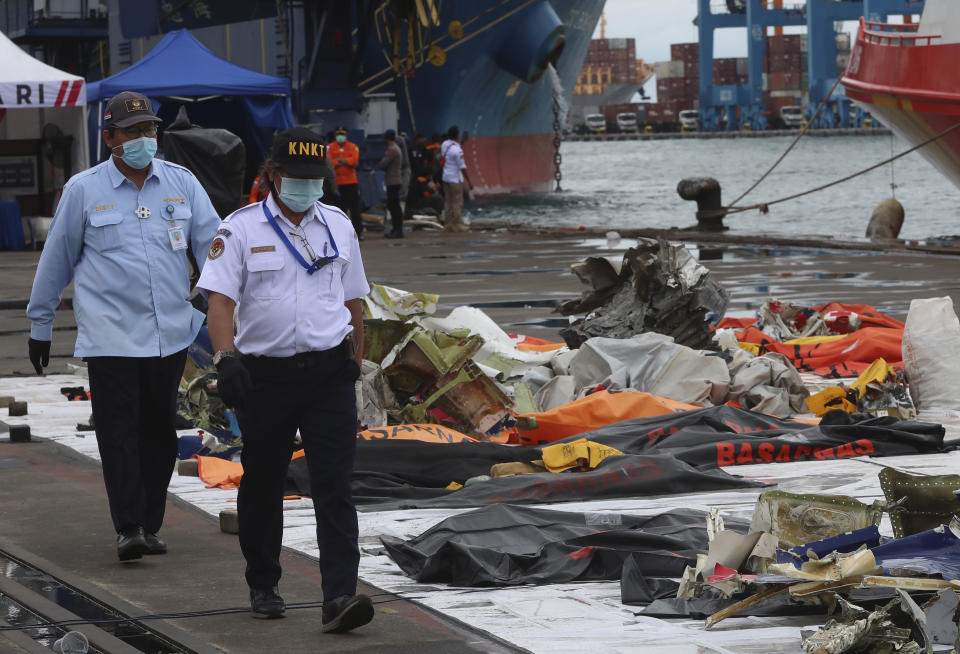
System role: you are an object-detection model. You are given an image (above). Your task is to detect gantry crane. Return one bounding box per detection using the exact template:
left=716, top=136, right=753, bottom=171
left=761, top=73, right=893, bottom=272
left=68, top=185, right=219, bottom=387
left=696, top=0, right=925, bottom=131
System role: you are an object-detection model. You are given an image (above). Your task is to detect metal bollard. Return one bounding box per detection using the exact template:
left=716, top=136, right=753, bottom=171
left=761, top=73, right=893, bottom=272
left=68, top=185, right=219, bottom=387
left=677, top=177, right=728, bottom=231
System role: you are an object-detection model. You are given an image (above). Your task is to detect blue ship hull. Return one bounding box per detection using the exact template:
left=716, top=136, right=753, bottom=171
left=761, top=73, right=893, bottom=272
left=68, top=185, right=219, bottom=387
left=360, top=0, right=605, bottom=194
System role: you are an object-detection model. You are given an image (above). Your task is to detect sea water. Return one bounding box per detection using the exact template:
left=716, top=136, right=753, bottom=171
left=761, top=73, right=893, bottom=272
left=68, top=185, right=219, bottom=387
left=471, top=134, right=960, bottom=240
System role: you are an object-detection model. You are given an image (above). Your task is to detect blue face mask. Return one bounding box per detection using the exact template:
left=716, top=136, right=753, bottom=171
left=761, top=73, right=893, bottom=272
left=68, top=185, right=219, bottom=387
left=117, top=136, right=157, bottom=169
left=278, top=177, right=325, bottom=212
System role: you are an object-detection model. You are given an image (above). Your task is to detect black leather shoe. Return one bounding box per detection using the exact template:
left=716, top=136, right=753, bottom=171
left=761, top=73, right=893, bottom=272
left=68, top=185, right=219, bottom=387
left=250, top=587, right=285, bottom=619
left=384, top=230, right=403, bottom=239
left=322, top=594, right=373, bottom=633
left=117, top=526, right=147, bottom=562
left=144, top=532, right=167, bottom=555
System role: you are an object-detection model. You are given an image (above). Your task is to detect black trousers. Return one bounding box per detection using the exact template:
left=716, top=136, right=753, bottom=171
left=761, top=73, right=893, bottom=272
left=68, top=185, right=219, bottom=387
left=338, top=183, right=363, bottom=236
left=236, top=352, right=361, bottom=600
left=386, top=184, right=403, bottom=234
left=86, top=349, right=188, bottom=534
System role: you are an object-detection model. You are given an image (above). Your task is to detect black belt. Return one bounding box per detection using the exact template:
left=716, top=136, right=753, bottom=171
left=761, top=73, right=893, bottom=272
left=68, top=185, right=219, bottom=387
left=242, top=339, right=351, bottom=370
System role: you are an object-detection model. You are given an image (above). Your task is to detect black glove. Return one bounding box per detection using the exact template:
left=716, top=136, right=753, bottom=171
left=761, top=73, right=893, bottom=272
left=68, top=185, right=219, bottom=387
left=28, top=338, right=50, bottom=376
left=215, top=356, right=252, bottom=410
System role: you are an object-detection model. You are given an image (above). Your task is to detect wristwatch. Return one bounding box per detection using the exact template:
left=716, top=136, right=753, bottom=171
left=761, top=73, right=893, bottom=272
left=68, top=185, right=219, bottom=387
left=213, top=350, right=236, bottom=366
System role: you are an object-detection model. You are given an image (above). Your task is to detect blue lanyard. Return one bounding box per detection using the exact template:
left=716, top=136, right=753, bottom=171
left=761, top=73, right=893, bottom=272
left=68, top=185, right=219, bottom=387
left=261, top=201, right=339, bottom=275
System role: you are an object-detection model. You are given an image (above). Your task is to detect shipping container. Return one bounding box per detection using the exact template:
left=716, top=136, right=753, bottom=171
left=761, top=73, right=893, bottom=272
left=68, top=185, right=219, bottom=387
left=655, top=60, right=685, bottom=79
left=766, top=53, right=804, bottom=73
left=714, top=58, right=739, bottom=76
left=768, top=72, right=802, bottom=91
left=767, top=34, right=803, bottom=55
left=670, top=42, right=699, bottom=62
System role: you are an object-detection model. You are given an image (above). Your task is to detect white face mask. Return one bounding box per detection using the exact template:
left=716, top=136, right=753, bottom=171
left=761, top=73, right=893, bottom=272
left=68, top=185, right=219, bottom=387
left=278, top=176, right=324, bottom=211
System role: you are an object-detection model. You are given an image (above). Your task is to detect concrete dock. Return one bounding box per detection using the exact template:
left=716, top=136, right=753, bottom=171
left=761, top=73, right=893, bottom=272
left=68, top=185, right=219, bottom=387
left=2, top=224, right=959, bottom=652
left=3, top=224, right=957, bottom=377
left=564, top=127, right=891, bottom=142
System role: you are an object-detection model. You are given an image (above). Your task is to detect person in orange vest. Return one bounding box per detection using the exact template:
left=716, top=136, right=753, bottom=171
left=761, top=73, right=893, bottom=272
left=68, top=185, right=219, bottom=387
left=248, top=174, right=269, bottom=204
left=327, top=126, right=363, bottom=240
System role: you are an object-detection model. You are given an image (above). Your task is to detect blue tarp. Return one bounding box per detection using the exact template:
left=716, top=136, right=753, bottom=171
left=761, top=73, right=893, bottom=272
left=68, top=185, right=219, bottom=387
left=87, top=29, right=291, bottom=100
left=86, top=29, right=294, bottom=166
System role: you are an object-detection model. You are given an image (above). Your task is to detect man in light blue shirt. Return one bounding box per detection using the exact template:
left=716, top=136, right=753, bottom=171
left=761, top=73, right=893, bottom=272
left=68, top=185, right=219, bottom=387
left=26, top=91, right=220, bottom=562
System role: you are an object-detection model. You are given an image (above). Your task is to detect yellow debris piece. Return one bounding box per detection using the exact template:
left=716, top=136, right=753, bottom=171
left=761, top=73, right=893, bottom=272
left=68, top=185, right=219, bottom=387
left=805, top=386, right=856, bottom=416
left=783, top=334, right=847, bottom=346
left=445, top=481, right=463, bottom=491
left=541, top=438, right=624, bottom=473
left=849, top=358, right=895, bottom=395
left=490, top=461, right=545, bottom=478
left=804, top=358, right=896, bottom=417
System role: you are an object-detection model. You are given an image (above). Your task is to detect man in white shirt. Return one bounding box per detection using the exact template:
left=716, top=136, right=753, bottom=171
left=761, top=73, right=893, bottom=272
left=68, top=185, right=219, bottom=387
left=440, top=125, right=473, bottom=233
left=196, top=127, right=374, bottom=633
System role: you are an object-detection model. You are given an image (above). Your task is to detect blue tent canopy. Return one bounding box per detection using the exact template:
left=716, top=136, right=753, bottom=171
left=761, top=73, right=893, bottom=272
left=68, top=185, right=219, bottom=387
left=87, top=29, right=294, bottom=167
left=87, top=28, right=291, bottom=100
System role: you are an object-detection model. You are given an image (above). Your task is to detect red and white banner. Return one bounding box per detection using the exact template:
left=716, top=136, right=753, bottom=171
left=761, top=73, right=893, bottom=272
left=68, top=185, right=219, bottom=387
left=0, top=80, right=85, bottom=108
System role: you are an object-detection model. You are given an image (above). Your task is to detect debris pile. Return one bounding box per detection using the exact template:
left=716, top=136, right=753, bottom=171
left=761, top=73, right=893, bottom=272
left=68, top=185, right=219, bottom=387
left=160, top=236, right=960, bottom=653
left=556, top=238, right=729, bottom=350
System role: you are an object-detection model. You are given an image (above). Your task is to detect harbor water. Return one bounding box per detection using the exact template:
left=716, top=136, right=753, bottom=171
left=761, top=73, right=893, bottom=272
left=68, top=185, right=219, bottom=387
left=471, top=135, right=960, bottom=240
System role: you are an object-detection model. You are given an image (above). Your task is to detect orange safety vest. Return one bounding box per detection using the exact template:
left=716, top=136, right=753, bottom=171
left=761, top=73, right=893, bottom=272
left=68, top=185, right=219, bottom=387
left=327, top=140, right=359, bottom=186
left=248, top=176, right=269, bottom=204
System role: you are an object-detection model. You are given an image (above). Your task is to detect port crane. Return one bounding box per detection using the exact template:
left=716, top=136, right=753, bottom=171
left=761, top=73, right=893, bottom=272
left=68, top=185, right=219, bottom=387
left=696, top=0, right=925, bottom=131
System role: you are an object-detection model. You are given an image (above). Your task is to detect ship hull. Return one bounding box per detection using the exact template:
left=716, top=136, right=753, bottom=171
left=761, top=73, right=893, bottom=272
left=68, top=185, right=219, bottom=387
left=842, top=17, right=960, bottom=191
left=362, top=0, right=604, bottom=196
left=466, top=133, right=556, bottom=194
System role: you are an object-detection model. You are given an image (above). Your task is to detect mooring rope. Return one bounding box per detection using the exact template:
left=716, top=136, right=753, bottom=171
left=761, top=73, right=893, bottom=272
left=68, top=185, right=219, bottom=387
left=702, top=119, right=960, bottom=219
left=727, top=76, right=845, bottom=209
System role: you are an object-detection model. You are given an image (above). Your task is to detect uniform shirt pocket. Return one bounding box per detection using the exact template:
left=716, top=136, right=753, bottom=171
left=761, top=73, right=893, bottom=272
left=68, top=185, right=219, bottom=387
left=321, top=256, right=346, bottom=294
left=169, top=204, right=192, bottom=226
left=246, top=253, right=285, bottom=299
left=87, top=211, right=123, bottom=252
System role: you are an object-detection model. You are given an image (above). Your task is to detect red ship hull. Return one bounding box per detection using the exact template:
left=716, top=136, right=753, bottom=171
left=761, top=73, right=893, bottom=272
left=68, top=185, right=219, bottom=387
left=842, top=18, right=960, bottom=191
left=465, top=133, right=556, bottom=195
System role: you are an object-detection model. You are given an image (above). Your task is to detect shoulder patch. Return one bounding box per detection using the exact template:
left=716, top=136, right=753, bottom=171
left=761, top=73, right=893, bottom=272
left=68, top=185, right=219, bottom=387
left=216, top=227, right=233, bottom=238
left=208, top=237, right=226, bottom=260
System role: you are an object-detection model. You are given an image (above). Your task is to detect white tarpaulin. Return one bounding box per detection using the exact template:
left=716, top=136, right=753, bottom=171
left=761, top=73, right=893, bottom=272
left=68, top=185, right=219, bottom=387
left=0, top=29, right=89, bottom=187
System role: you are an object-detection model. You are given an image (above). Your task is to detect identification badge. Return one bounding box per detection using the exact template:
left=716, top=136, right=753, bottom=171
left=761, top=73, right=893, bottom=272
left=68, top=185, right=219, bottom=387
left=168, top=225, right=187, bottom=251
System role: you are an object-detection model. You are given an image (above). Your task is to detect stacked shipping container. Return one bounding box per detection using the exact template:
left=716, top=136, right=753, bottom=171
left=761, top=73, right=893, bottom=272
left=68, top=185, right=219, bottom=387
left=574, top=37, right=652, bottom=128
left=645, top=43, right=693, bottom=125
left=573, top=31, right=850, bottom=129
left=648, top=33, right=842, bottom=126
left=763, top=33, right=808, bottom=118
left=582, top=38, right=638, bottom=85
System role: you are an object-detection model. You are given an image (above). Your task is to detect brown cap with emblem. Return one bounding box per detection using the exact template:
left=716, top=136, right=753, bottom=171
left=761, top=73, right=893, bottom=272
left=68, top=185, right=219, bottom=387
left=271, top=127, right=333, bottom=178
left=103, top=91, right=162, bottom=128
